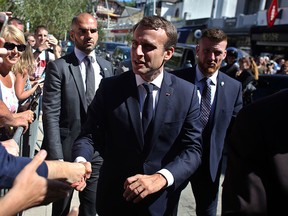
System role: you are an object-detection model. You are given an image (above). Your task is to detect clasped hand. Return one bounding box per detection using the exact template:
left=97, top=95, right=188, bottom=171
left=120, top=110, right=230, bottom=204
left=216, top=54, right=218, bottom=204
left=123, top=173, right=167, bottom=203
left=70, top=161, right=92, bottom=191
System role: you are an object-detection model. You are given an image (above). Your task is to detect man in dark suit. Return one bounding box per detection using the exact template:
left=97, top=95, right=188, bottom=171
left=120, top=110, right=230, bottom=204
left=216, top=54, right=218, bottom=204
left=222, top=89, right=288, bottom=215
left=72, top=16, right=203, bottom=215
left=41, top=12, right=114, bottom=216
left=171, top=29, right=243, bottom=215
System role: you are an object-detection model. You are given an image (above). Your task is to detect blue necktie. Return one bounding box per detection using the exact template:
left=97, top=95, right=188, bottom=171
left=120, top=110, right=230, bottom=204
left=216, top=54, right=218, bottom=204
left=200, top=78, right=211, bottom=128
left=85, top=56, right=95, bottom=105
left=142, top=83, right=154, bottom=135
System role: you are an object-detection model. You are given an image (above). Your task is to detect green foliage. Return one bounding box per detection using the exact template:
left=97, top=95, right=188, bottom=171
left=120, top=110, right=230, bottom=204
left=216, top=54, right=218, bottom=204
left=0, top=0, right=90, bottom=40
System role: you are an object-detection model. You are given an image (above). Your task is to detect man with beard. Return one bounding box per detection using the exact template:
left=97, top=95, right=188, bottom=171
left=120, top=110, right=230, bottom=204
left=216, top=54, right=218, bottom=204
left=41, top=12, right=114, bottom=216
left=171, top=28, right=243, bottom=215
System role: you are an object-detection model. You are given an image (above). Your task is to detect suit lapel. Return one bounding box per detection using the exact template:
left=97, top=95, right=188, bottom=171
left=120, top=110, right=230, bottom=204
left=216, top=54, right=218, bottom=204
left=68, top=53, right=88, bottom=111
left=96, top=56, right=114, bottom=78
left=148, top=72, right=174, bottom=150
left=214, top=73, right=225, bottom=124
left=125, top=72, right=144, bottom=148
left=96, top=57, right=108, bottom=78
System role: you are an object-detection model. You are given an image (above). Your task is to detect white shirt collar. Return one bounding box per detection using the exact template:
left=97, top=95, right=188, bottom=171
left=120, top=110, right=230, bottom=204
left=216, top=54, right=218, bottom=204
left=195, top=65, right=218, bottom=85
left=135, top=71, right=163, bottom=89
left=74, top=47, right=96, bottom=62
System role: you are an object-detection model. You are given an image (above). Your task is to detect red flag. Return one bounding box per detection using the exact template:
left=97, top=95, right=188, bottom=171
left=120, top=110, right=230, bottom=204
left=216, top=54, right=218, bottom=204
left=267, top=0, right=279, bottom=27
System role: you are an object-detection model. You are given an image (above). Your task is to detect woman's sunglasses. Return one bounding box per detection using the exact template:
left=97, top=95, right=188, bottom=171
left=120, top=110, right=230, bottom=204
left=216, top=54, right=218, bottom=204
left=4, top=42, right=26, bottom=52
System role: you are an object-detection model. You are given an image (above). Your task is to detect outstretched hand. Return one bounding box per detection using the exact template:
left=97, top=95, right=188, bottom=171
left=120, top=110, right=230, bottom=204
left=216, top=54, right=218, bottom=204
left=71, top=161, right=92, bottom=191
left=0, top=150, right=72, bottom=215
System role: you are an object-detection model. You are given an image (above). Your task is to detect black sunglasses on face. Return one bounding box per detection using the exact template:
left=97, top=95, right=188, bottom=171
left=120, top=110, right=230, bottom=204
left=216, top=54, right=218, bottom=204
left=4, top=42, right=26, bottom=52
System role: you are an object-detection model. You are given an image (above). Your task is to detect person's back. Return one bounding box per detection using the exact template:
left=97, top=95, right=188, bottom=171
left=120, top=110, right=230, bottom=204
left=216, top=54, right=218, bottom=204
left=222, top=89, right=288, bottom=215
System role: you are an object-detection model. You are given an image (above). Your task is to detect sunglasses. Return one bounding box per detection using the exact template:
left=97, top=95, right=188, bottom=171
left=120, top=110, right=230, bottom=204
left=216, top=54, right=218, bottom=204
left=4, top=42, right=26, bottom=52
left=78, top=28, right=98, bottom=34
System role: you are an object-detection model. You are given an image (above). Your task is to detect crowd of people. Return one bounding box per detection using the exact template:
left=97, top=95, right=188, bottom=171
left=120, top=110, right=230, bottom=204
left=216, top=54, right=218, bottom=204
left=0, top=10, right=287, bottom=216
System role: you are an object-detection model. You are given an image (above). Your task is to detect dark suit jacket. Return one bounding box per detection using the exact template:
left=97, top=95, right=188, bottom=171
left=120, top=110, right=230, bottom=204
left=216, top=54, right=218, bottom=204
left=41, top=51, right=114, bottom=161
left=0, top=144, right=48, bottom=188
left=171, top=66, right=243, bottom=181
left=222, top=89, right=288, bottom=215
left=72, top=71, right=203, bottom=215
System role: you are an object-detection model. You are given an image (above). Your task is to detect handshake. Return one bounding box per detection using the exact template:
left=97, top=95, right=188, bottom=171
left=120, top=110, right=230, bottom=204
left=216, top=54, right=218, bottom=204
left=2, top=150, right=92, bottom=216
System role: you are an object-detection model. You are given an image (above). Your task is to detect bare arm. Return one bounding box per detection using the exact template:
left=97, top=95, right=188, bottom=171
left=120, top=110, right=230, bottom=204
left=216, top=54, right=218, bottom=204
left=0, top=150, right=71, bottom=216
left=0, top=101, right=32, bottom=130
left=1, top=139, right=19, bottom=156
left=14, top=71, right=41, bottom=101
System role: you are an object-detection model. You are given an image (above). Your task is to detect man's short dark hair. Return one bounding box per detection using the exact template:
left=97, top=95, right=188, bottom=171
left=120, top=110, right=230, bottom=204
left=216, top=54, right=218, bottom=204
left=200, top=28, right=228, bottom=43
left=133, top=15, right=178, bottom=51
left=34, top=25, right=48, bottom=34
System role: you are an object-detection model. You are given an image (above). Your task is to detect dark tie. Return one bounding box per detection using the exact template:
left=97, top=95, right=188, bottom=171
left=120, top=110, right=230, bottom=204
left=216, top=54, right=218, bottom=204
left=200, top=78, right=211, bottom=128
left=85, top=56, right=95, bottom=105
left=142, top=83, right=154, bottom=135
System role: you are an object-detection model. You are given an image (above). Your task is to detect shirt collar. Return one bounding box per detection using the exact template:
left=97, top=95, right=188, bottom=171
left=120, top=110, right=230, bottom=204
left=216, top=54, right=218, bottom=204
left=74, top=47, right=96, bottom=62
left=135, top=71, right=163, bottom=89
left=195, top=65, right=218, bottom=85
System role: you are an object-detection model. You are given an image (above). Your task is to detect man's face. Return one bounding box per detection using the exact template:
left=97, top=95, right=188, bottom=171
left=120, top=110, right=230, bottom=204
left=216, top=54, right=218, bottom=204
left=70, top=15, right=98, bottom=54
left=196, top=37, right=227, bottom=76
left=27, top=35, right=36, bottom=47
left=35, top=28, right=49, bottom=47
left=226, top=54, right=236, bottom=65
left=131, top=25, right=173, bottom=81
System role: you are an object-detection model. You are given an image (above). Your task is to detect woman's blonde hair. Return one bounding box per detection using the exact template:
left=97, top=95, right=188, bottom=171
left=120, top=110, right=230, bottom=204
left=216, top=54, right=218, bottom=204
left=12, top=45, right=36, bottom=76
left=1, top=24, right=25, bottom=44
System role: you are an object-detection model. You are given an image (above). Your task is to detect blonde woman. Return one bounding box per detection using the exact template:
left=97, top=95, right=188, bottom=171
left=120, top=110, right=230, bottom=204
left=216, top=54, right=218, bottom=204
left=0, top=25, right=34, bottom=140
left=13, top=44, right=42, bottom=107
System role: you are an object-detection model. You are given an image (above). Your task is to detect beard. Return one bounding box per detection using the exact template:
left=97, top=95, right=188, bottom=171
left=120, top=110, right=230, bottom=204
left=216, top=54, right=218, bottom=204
left=198, top=60, right=221, bottom=75
left=74, top=37, right=96, bottom=54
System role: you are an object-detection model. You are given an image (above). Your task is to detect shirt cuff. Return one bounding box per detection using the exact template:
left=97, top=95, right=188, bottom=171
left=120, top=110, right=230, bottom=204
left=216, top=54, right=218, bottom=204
left=157, top=169, right=174, bottom=187
left=74, top=156, right=87, bottom=163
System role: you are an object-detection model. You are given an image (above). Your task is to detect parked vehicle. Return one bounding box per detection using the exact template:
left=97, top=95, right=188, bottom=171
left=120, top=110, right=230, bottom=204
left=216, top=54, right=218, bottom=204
left=111, top=46, right=131, bottom=67
left=165, top=43, right=197, bottom=72
left=97, top=41, right=128, bottom=60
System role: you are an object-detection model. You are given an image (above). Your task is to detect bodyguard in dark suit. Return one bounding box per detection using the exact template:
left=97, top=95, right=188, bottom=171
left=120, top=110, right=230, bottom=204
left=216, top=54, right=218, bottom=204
left=72, top=16, right=202, bottom=215
left=171, top=29, right=243, bottom=215
left=41, top=13, right=114, bottom=216
left=222, top=89, right=288, bottom=215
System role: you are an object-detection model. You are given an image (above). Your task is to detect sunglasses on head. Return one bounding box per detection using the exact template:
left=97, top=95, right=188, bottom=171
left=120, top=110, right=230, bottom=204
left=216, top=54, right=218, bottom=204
left=4, top=42, right=26, bottom=52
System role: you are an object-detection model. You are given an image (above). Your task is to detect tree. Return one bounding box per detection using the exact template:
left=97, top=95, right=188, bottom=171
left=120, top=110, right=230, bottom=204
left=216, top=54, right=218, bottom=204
left=0, top=0, right=90, bottom=40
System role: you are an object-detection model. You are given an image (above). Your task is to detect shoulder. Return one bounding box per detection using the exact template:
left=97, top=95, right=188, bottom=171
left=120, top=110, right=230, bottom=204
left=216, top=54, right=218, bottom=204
left=243, top=89, right=288, bottom=115
left=218, top=71, right=242, bottom=87
left=9, top=71, right=16, bottom=80
left=51, top=52, right=77, bottom=65
left=96, top=55, right=113, bottom=66
left=165, top=71, right=198, bottom=94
